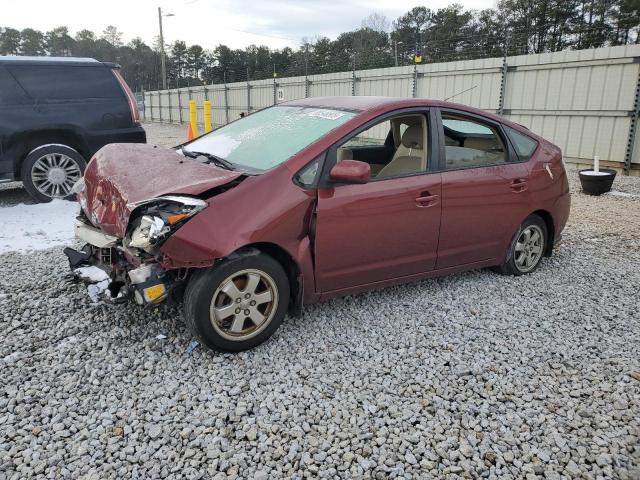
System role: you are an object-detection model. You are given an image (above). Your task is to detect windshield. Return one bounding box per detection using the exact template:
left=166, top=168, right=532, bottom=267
left=185, top=106, right=356, bottom=171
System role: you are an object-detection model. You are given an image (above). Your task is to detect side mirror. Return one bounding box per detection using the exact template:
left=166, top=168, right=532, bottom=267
left=329, top=160, right=371, bottom=184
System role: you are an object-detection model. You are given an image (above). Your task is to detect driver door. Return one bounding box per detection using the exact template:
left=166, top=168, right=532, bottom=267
left=314, top=110, right=442, bottom=293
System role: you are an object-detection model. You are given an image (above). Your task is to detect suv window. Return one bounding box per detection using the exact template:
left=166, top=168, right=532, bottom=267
left=8, top=65, right=123, bottom=100
left=505, top=126, right=538, bottom=160
left=0, top=67, right=30, bottom=105
left=442, top=114, right=506, bottom=170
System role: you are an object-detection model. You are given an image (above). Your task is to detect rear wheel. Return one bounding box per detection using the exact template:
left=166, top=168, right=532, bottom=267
left=494, top=215, right=547, bottom=276
left=184, top=252, right=289, bottom=352
left=21, top=144, right=86, bottom=203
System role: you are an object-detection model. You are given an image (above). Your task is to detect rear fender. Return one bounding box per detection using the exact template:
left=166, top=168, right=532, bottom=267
left=9, top=127, right=91, bottom=175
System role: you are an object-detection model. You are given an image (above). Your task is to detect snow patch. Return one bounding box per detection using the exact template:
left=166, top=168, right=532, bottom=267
left=88, top=280, right=110, bottom=303
left=74, top=266, right=109, bottom=283
left=0, top=200, right=78, bottom=254
left=580, top=170, right=613, bottom=176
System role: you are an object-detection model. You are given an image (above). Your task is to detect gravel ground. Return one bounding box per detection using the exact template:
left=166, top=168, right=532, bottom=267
left=1, top=122, right=639, bottom=479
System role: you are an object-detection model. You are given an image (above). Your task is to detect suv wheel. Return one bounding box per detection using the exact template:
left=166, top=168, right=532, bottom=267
left=21, top=144, right=86, bottom=202
left=184, top=253, right=290, bottom=352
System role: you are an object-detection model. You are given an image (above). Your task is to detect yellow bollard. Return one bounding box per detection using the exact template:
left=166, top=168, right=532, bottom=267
left=203, top=100, right=212, bottom=133
left=189, top=100, right=198, bottom=137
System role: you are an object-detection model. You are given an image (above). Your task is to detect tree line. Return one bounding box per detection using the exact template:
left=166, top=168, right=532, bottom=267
left=1, top=1, right=638, bottom=92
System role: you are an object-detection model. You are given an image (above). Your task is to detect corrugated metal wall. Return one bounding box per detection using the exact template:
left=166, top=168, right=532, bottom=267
left=143, top=45, right=640, bottom=173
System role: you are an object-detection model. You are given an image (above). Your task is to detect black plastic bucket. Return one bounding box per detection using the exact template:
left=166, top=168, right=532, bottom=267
left=578, top=169, right=617, bottom=196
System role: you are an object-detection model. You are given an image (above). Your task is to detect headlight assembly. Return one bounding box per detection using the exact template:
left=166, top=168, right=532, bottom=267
left=125, top=196, right=207, bottom=253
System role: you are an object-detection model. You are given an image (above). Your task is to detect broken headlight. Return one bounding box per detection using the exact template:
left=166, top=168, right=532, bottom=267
left=125, top=195, right=207, bottom=253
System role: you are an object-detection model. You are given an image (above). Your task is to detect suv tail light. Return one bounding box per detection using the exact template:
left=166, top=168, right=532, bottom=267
left=112, top=69, right=140, bottom=124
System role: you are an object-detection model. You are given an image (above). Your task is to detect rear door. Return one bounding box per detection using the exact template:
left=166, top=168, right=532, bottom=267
left=314, top=109, right=443, bottom=293
left=435, top=109, right=532, bottom=269
left=0, top=66, right=33, bottom=179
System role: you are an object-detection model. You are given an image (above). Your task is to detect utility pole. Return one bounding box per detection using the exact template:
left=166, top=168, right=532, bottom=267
left=158, top=7, right=174, bottom=90
left=394, top=40, right=403, bottom=67
left=394, top=40, right=398, bottom=67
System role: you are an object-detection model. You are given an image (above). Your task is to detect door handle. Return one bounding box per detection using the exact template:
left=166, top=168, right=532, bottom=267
left=510, top=179, right=528, bottom=192
left=415, top=194, right=439, bottom=207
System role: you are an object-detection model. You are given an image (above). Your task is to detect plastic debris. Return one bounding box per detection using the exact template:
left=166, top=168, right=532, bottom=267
left=156, top=334, right=167, bottom=340
left=186, top=340, right=199, bottom=353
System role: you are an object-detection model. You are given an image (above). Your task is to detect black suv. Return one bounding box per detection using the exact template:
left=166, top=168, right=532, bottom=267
left=0, top=56, right=146, bottom=202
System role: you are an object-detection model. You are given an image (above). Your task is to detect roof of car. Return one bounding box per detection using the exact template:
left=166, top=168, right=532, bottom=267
left=284, top=96, right=425, bottom=112
left=0, top=56, right=110, bottom=67
left=282, top=95, right=538, bottom=142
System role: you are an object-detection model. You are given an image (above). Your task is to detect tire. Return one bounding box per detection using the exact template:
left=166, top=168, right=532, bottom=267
left=494, top=214, right=548, bottom=276
left=20, top=144, right=87, bottom=203
left=184, top=252, right=290, bottom=352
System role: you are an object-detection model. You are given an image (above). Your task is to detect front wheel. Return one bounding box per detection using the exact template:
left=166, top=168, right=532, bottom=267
left=184, top=252, right=290, bottom=352
left=494, top=215, right=547, bottom=276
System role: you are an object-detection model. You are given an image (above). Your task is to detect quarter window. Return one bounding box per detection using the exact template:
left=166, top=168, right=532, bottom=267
left=295, top=157, right=321, bottom=187
left=505, top=126, right=538, bottom=160
left=442, top=114, right=506, bottom=169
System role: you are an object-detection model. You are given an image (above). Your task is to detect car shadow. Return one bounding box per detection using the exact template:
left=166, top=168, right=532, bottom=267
left=0, top=182, right=34, bottom=207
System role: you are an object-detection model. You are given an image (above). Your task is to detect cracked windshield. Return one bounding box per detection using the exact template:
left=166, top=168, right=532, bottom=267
left=186, top=106, right=356, bottom=171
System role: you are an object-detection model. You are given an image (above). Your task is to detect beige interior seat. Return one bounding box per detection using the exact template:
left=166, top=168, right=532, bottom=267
left=377, top=123, right=425, bottom=178
left=369, top=163, right=385, bottom=175
left=464, top=137, right=501, bottom=152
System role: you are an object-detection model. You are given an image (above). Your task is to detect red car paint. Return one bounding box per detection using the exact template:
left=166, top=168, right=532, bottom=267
left=78, top=143, right=243, bottom=237
left=80, top=97, right=570, bottom=306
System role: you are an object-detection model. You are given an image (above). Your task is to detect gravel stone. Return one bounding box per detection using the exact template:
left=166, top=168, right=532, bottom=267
left=0, top=124, right=638, bottom=478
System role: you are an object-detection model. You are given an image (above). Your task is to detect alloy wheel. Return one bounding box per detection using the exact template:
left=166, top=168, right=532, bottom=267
left=30, top=153, right=82, bottom=199
left=514, top=224, right=544, bottom=273
left=209, top=269, right=279, bottom=341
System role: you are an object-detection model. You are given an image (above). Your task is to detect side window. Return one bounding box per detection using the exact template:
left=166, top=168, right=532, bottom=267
left=8, top=65, right=123, bottom=100
left=341, top=119, right=390, bottom=149
left=336, top=114, right=428, bottom=180
left=0, top=67, right=30, bottom=106
left=442, top=114, right=506, bottom=170
left=505, top=126, right=538, bottom=160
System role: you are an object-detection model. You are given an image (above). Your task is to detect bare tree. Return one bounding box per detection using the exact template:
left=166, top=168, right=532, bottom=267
left=362, top=13, right=390, bottom=33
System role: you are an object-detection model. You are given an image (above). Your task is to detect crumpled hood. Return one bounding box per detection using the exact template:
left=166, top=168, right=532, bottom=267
left=78, top=143, right=243, bottom=237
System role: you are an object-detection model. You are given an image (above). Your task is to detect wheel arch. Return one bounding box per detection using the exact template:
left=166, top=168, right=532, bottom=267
left=10, top=128, right=91, bottom=177
left=229, top=242, right=304, bottom=318
left=530, top=209, right=555, bottom=257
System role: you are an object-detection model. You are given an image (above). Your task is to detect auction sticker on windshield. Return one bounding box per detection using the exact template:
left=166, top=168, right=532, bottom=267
left=306, top=109, right=348, bottom=120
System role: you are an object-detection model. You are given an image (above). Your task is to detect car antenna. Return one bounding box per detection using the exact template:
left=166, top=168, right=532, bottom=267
left=444, top=85, right=478, bottom=102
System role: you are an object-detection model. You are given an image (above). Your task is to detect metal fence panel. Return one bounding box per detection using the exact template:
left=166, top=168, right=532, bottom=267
left=142, top=44, right=640, bottom=171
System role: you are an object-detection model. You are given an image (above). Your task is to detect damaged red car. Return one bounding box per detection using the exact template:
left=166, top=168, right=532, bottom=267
left=65, top=96, right=570, bottom=351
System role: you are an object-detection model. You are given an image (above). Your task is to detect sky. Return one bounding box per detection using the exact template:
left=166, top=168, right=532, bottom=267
left=1, top=0, right=496, bottom=50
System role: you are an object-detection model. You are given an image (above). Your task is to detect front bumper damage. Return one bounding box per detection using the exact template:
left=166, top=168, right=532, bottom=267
left=64, top=216, right=180, bottom=305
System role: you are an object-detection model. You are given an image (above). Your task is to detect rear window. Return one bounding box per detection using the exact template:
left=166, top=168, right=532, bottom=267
left=0, top=67, right=30, bottom=105
left=505, top=126, right=538, bottom=160
left=8, top=65, right=123, bottom=100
